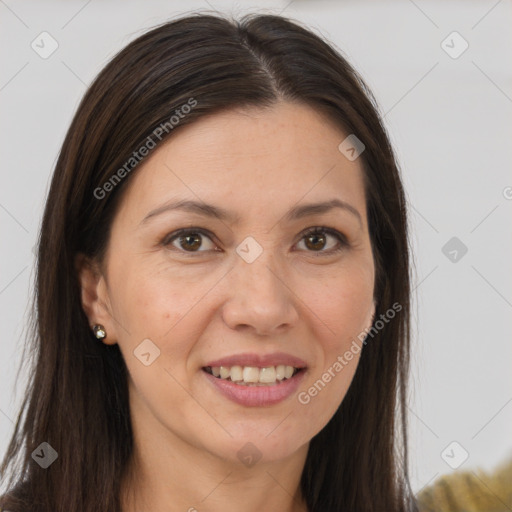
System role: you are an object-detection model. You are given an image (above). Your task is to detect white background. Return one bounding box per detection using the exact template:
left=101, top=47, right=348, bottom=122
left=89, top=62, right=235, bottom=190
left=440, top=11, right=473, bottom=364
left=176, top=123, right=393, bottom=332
left=1, top=0, right=511, bottom=496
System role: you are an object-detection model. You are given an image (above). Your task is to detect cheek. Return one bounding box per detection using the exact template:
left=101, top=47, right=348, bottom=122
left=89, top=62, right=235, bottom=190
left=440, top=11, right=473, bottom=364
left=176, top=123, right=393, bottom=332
left=302, top=261, right=374, bottom=348
left=110, top=266, right=207, bottom=419
left=293, top=260, right=373, bottom=424
left=300, top=351, right=361, bottom=409
left=107, top=262, right=206, bottom=382
left=296, top=287, right=369, bottom=434
left=112, top=259, right=208, bottom=337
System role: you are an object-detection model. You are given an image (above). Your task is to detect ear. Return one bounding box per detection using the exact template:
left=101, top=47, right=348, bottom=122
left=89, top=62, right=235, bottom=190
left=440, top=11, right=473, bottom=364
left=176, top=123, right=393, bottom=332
left=75, top=253, right=118, bottom=345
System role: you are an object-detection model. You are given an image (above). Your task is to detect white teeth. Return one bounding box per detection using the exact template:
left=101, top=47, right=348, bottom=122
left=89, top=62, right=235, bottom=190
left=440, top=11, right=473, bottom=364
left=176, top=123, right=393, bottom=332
left=259, top=367, right=276, bottom=383
left=242, top=366, right=260, bottom=383
left=207, top=365, right=298, bottom=384
left=230, top=365, right=243, bottom=382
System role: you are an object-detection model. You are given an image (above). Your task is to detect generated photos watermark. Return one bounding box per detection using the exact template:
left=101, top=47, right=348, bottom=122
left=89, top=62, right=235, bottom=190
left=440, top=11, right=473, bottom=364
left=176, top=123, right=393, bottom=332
left=93, top=97, right=197, bottom=200
left=298, top=301, right=402, bottom=405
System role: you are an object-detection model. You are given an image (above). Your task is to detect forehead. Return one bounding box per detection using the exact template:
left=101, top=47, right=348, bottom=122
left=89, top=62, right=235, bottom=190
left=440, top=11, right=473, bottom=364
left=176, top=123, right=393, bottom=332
left=116, top=101, right=367, bottom=226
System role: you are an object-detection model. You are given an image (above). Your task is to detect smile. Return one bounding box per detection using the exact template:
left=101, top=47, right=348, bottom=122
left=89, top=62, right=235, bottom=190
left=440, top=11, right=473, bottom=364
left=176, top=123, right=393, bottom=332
left=202, top=365, right=307, bottom=407
left=203, top=365, right=301, bottom=385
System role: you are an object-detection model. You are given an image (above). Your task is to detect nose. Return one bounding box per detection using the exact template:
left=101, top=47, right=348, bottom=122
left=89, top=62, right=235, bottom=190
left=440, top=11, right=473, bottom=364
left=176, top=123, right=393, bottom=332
left=221, top=251, right=300, bottom=336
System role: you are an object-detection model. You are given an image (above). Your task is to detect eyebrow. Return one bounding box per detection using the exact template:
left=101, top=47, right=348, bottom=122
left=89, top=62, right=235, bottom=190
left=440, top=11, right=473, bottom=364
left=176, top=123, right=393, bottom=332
left=140, top=198, right=362, bottom=227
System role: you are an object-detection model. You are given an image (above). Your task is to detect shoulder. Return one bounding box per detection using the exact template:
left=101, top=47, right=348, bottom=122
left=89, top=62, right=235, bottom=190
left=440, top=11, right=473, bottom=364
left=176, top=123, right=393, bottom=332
left=416, top=459, right=512, bottom=512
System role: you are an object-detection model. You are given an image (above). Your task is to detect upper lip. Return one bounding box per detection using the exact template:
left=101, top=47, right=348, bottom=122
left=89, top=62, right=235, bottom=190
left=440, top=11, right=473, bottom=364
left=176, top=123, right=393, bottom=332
left=204, top=352, right=307, bottom=369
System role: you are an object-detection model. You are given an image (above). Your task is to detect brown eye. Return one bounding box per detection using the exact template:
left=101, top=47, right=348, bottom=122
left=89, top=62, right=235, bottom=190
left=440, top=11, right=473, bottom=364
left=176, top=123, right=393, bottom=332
left=305, top=232, right=327, bottom=251
left=297, top=227, right=348, bottom=254
left=178, top=233, right=202, bottom=251
left=163, top=228, right=218, bottom=253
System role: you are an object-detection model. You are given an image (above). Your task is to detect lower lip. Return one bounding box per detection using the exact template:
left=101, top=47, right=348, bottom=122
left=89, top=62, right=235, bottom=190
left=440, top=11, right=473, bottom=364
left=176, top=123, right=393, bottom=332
left=202, top=369, right=307, bottom=407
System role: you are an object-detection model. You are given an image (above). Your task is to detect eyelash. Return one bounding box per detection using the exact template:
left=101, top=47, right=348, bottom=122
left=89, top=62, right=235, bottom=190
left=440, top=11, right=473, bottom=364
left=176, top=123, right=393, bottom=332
left=161, top=226, right=349, bottom=257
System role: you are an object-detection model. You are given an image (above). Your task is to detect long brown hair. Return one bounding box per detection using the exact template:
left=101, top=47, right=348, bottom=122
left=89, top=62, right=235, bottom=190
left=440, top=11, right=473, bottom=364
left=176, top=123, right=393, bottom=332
left=0, top=12, right=418, bottom=512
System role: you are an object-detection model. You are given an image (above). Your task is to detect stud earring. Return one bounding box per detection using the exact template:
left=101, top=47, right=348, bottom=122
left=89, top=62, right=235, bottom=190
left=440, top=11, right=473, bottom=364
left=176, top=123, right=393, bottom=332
left=92, top=324, right=107, bottom=340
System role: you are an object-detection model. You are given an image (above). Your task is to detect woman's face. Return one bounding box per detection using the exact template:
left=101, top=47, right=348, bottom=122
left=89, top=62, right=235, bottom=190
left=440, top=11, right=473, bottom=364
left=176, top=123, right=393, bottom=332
left=81, top=101, right=376, bottom=466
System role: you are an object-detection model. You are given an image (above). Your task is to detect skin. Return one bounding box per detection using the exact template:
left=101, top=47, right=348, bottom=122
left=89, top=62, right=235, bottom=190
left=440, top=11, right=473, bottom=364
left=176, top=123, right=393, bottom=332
left=77, top=101, right=376, bottom=512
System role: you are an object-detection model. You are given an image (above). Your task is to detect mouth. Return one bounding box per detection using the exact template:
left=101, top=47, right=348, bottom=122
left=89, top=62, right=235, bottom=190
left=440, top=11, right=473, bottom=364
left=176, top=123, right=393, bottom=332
left=202, top=365, right=307, bottom=407
left=202, top=365, right=304, bottom=386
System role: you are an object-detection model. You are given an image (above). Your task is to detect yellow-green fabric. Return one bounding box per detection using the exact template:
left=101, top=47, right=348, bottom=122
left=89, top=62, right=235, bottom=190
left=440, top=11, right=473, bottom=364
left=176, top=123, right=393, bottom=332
left=416, top=458, right=512, bottom=512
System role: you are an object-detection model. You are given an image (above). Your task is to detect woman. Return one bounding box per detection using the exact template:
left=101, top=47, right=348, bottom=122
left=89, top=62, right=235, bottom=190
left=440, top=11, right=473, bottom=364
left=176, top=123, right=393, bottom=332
left=0, top=12, right=418, bottom=512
